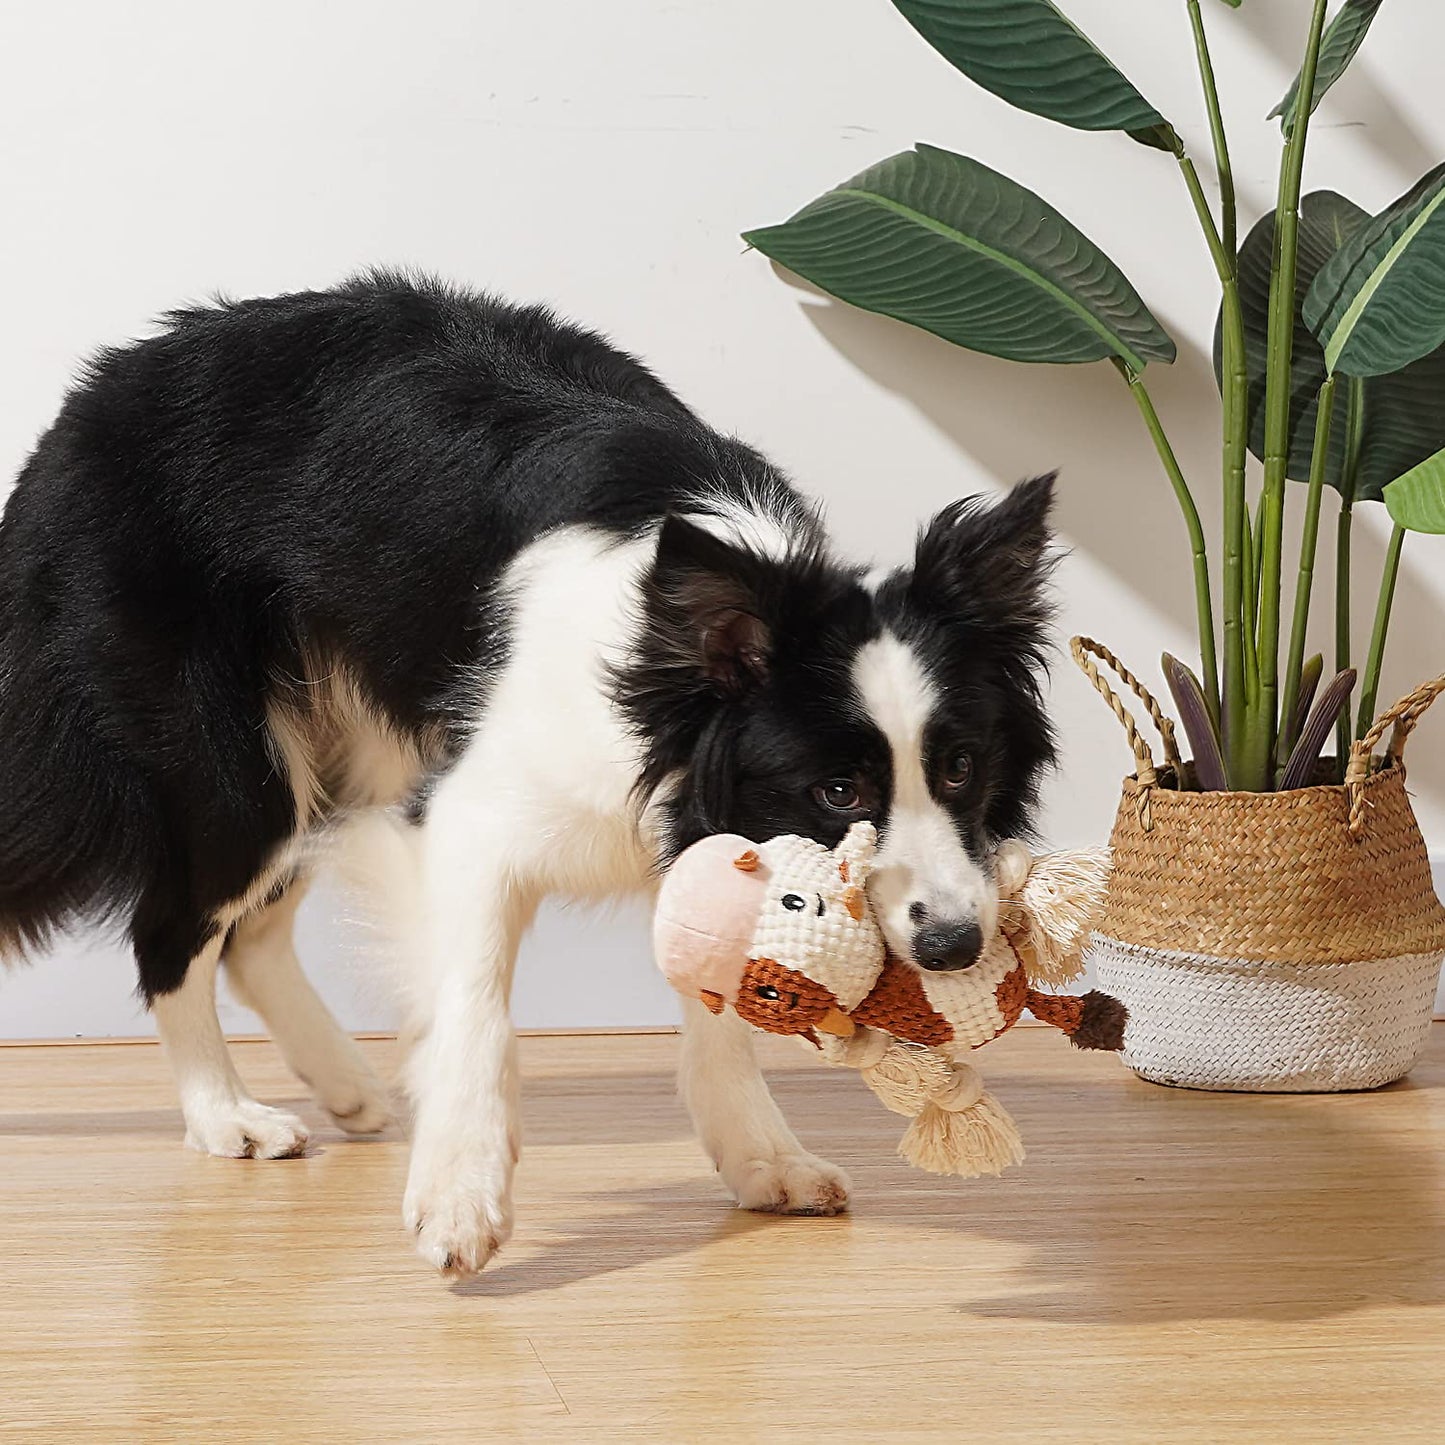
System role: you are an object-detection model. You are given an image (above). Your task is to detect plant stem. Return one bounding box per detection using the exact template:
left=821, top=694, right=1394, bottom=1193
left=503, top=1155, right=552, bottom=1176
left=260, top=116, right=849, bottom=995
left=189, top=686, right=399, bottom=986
left=1279, top=374, right=1336, bottom=758
left=1356, top=524, right=1404, bottom=741
left=1175, top=159, right=1233, bottom=735
left=1253, top=491, right=1266, bottom=633
left=1114, top=358, right=1218, bottom=711
left=1180, top=3, right=1243, bottom=762
left=1221, top=287, right=1250, bottom=746
left=1241, top=499, right=1256, bottom=662
left=1334, top=378, right=1364, bottom=777
left=1242, top=494, right=1261, bottom=711
left=1185, top=0, right=1237, bottom=260
left=1253, top=0, right=1332, bottom=792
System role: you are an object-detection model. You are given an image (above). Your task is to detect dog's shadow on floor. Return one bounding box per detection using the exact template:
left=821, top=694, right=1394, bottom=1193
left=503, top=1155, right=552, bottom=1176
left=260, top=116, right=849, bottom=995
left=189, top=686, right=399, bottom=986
left=0, top=1072, right=692, bottom=1151
left=0, top=1096, right=404, bottom=1151
left=450, top=1187, right=783, bottom=1301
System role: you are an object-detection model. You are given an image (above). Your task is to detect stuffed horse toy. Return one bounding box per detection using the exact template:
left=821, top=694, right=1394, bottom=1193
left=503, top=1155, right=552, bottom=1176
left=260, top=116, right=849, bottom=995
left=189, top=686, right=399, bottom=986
left=654, top=822, right=1125, bottom=1177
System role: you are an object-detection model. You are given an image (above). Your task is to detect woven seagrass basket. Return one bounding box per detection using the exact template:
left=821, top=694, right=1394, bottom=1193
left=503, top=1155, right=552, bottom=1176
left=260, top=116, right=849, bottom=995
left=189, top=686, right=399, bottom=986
left=1072, top=636, right=1445, bottom=1093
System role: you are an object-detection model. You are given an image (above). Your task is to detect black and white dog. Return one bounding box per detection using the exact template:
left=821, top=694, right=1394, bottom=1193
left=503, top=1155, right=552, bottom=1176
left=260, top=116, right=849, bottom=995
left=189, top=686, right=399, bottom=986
left=0, top=273, right=1055, bottom=1276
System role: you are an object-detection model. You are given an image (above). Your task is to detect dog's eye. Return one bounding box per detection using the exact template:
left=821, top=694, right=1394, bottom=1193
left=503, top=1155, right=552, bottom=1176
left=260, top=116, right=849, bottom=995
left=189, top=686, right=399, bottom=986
left=813, top=778, right=862, bottom=813
left=781, top=893, right=807, bottom=912
left=756, top=984, right=781, bottom=1000
left=942, top=751, right=973, bottom=794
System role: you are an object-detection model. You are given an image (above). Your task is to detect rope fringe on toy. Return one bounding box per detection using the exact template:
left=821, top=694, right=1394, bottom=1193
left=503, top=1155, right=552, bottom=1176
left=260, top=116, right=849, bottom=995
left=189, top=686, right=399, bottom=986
left=901, top=1088, right=1025, bottom=1177
left=999, top=848, right=1113, bottom=988
left=818, top=1031, right=1026, bottom=1176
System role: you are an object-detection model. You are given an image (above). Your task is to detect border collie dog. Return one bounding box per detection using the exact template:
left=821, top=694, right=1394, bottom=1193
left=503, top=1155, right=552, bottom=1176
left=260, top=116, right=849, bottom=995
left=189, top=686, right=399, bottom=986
left=0, top=274, right=1055, bottom=1277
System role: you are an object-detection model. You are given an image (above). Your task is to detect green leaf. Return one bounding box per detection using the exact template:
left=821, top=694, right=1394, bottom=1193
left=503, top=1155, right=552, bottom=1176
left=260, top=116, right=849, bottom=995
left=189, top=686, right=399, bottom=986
left=1270, top=0, right=1383, bottom=135
left=890, top=0, right=1177, bottom=151
left=1304, top=161, right=1445, bottom=377
left=1213, top=190, right=1445, bottom=501
left=743, top=145, right=1175, bottom=370
left=1216, top=0, right=1243, bottom=8
left=1384, top=446, right=1445, bottom=532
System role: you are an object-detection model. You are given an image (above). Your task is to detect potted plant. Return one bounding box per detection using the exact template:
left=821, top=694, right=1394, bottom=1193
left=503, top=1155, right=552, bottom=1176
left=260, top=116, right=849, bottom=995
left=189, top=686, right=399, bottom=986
left=742, top=0, right=1445, bottom=1091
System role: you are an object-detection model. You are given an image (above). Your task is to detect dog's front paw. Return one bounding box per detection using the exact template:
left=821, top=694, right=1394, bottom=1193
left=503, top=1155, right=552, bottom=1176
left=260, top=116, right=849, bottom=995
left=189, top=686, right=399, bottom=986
left=723, top=1152, right=851, bottom=1216
left=403, top=1156, right=514, bottom=1278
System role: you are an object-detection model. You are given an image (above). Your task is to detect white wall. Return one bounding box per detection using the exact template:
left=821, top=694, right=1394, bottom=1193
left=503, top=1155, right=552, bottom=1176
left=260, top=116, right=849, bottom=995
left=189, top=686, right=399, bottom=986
left=2, top=1, right=1444, bottom=1037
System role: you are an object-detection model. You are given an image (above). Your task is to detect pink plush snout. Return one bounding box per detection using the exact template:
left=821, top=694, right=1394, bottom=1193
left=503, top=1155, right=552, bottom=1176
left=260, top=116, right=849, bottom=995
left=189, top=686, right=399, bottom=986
left=653, top=834, right=766, bottom=1010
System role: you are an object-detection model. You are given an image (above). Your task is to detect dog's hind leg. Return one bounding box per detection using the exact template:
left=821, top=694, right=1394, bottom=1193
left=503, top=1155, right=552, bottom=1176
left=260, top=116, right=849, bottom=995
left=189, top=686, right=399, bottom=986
left=223, top=875, right=391, bottom=1134
left=679, top=997, right=850, bottom=1216
left=147, top=925, right=311, bottom=1160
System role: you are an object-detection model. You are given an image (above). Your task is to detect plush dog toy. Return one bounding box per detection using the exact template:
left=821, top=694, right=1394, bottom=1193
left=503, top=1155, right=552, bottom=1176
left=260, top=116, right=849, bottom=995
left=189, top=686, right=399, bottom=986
left=654, top=822, right=1124, bottom=1177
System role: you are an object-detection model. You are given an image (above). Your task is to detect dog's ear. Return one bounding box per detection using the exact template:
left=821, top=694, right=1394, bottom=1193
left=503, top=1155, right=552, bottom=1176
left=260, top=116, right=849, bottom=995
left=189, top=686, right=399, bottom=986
left=649, top=516, right=773, bottom=694
left=911, top=473, right=1056, bottom=626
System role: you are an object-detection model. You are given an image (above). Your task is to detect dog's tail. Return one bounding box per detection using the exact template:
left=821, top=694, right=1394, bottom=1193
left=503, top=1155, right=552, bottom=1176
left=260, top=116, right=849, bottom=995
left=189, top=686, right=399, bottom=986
left=0, top=577, right=148, bottom=967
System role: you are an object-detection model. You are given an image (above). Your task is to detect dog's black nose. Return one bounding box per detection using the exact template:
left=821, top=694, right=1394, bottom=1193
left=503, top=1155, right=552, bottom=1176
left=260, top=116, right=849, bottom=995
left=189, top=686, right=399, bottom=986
left=913, top=918, right=984, bottom=972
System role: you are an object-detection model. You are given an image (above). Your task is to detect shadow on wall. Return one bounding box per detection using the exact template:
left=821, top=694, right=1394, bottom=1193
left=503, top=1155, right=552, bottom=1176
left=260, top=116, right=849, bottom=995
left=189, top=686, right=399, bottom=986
left=787, top=277, right=1445, bottom=814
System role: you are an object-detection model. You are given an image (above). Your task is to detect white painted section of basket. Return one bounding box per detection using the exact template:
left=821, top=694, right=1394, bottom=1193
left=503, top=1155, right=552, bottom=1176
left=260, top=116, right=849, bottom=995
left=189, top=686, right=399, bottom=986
left=1088, top=935, right=1444, bottom=1093
left=1434, top=854, right=1445, bottom=1016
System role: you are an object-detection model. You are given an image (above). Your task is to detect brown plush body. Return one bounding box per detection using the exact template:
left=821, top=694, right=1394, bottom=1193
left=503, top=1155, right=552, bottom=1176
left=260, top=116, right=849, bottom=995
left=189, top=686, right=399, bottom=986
left=852, top=957, right=1128, bottom=1053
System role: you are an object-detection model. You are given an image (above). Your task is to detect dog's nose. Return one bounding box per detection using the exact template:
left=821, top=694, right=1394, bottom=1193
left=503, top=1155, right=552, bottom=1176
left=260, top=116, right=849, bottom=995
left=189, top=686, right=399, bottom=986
left=912, top=917, right=984, bottom=972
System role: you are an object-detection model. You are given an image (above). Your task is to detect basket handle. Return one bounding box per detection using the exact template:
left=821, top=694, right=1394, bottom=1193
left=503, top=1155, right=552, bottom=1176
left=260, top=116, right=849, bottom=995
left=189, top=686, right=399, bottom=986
left=1069, top=636, right=1183, bottom=787
left=1346, top=673, right=1445, bottom=837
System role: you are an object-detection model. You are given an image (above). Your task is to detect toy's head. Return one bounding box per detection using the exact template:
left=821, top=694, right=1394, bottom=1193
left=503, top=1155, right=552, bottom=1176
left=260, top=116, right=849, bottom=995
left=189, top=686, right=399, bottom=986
left=654, top=822, right=885, bottom=1037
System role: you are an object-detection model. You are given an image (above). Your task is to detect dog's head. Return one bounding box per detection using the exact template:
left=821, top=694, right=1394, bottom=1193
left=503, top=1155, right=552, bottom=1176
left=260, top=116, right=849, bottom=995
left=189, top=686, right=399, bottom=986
left=624, top=473, right=1057, bottom=972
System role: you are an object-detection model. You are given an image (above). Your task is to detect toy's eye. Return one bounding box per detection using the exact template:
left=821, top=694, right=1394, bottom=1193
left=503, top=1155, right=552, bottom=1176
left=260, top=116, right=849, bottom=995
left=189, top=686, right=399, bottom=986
left=781, top=893, right=807, bottom=912
left=756, top=984, right=781, bottom=1000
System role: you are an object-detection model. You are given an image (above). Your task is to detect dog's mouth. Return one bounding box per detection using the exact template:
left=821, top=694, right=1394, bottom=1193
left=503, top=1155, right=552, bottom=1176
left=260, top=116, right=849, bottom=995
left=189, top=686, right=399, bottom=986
left=915, top=955, right=978, bottom=973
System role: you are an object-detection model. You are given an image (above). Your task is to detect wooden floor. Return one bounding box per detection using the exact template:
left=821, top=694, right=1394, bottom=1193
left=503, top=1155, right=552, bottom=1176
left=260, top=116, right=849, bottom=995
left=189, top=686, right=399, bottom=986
left=2, top=1029, right=1443, bottom=1444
